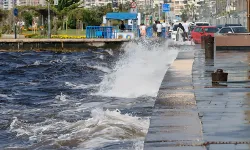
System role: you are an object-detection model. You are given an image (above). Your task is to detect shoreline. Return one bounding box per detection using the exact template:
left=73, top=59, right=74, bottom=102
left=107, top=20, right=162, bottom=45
left=0, top=38, right=130, bottom=51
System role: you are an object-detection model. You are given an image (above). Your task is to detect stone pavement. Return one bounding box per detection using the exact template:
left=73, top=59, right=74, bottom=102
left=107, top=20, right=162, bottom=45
left=193, top=50, right=250, bottom=150
left=144, top=48, right=250, bottom=150
left=144, top=50, right=206, bottom=150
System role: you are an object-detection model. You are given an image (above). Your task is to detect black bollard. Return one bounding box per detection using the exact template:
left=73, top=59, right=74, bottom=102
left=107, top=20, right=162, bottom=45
left=211, top=69, right=228, bottom=83
left=201, top=35, right=206, bottom=49
left=204, top=35, right=214, bottom=59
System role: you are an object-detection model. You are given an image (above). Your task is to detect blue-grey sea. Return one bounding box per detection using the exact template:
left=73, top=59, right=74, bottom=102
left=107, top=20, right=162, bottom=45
left=0, top=40, right=180, bottom=150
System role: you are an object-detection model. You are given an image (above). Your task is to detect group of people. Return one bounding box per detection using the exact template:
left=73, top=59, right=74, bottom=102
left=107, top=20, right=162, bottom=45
left=139, top=20, right=168, bottom=37
left=119, top=20, right=190, bottom=40
left=152, top=21, right=168, bottom=37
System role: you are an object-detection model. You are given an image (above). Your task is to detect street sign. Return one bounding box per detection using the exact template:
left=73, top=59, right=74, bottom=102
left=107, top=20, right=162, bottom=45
left=130, top=2, right=137, bottom=8
left=162, top=3, right=170, bottom=12
left=13, top=8, right=18, bottom=17
left=54, top=0, right=58, bottom=5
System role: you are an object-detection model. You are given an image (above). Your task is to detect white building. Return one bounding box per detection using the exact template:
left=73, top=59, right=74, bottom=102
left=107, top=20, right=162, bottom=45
left=0, top=0, right=45, bottom=10
left=82, top=0, right=113, bottom=8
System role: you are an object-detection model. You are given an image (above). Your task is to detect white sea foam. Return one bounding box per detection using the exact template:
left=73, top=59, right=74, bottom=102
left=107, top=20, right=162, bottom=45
left=33, top=60, right=41, bottom=65
left=9, top=108, right=149, bottom=149
left=95, top=39, right=179, bottom=98
left=86, top=65, right=111, bottom=73
left=65, top=82, right=97, bottom=90
left=104, top=49, right=114, bottom=56
left=0, top=94, right=13, bottom=100
left=55, top=92, right=67, bottom=101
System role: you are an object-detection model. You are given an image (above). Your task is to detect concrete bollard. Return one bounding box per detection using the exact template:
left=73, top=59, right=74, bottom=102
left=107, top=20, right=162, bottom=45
left=201, top=35, right=206, bottom=49
left=204, top=35, right=214, bottom=59
left=211, top=69, right=228, bottom=83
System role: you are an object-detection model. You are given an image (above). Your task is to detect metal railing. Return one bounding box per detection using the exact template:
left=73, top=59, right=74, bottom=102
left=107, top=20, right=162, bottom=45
left=86, top=26, right=115, bottom=39
left=141, top=26, right=167, bottom=38
left=86, top=26, right=167, bottom=39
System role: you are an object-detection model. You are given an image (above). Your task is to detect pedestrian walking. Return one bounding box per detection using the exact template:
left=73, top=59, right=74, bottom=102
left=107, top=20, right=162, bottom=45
left=176, top=23, right=185, bottom=41
left=152, top=21, right=157, bottom=37
left=182, top=20, right=189, bottom=41
left=139, top=23, right=147, bottom=37
left=156, top=21, right=162, bottom=37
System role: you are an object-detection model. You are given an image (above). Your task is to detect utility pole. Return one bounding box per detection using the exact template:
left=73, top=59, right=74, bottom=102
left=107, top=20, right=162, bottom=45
left=247, top=0, right=250, bottom=32
left=158, top=2, right=161, bottom=20
left=13, top=0, right=18, bottom=39
left=47, top=0, right=51, bottom=38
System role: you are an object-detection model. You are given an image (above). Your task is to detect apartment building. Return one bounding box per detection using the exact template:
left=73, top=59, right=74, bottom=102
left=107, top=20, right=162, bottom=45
left=83, top=0, right=114, bottom=8
left=0, top=0, right=45, bottom=10
left=25, top=0, right=44, bottom=6
left=174, top=0, right=187, bottom=16
left=215, top=0, right=238, bottom=15
left=235, top=0, right=246, bottom=12
left=1, top=0, right=13, bottom=10
left=136, top=0, right=152, bottom=10
left=215, top=0, right=227, bottom=14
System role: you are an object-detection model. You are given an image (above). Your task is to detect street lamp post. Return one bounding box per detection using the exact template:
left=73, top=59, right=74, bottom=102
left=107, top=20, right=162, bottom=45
left=158, top=2, right=161, bottom=20
left=47, top=1, right=51, bottom=38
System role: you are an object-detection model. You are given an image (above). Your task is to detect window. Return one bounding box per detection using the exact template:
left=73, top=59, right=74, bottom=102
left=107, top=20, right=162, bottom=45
left=204, top=28, right=218, bottom=33
left=196, top=23, right=209, bottom=26
left=194, top=27, right=202, bottom=32
left=219, top=28, right=232, bottom=33
left=232, top=27, right=247, bottom=33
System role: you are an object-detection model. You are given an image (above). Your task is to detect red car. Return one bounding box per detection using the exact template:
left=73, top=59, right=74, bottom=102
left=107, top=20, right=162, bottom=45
left=191, top=26, right=218, bottom=44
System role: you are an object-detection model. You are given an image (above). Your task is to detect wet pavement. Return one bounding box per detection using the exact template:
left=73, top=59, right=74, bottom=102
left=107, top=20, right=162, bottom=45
left=193, top=50, right=250, bottom=150
left=144, top=48, right=250, bottom=150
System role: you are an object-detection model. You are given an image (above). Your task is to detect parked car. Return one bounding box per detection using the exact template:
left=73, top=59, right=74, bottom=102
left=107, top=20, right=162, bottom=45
left=191, top=26, right=219, bottom=44
left=216, top=24, right=242, bottom=29
left=217, top=26, right=248, bottom=34
left=189, top=25, right=196, bottom=32
left=188, top=25, right=196, bottom=40
left=195, top=22, right=210, bottom=26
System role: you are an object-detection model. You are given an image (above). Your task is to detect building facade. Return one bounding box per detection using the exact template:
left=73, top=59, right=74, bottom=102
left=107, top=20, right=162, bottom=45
left=83, top=0, right=114, bottom=8
left=173, top=0, right=187, bottom=16
left=0, top=0, right=45, bottom=10
left=235, top=0, right=246, bottom=12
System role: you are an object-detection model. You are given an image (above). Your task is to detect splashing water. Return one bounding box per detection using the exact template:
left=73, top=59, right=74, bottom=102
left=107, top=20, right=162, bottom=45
left=96, top=39, right=179, bottom=98
left=9, top=108, right=149, bottom=150
left=5, top=39, right=183, bottom=150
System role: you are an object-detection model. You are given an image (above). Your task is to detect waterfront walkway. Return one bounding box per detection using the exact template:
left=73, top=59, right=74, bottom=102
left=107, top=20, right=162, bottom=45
left=144, top=48, right=250, bottom=150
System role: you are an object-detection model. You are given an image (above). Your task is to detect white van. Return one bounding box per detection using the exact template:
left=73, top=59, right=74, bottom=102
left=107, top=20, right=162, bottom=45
left=194, top=22, right=210, bottom=26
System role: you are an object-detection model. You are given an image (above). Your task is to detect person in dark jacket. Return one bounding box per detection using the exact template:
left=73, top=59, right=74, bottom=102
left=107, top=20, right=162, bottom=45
left=178, top=23, right=185, bottom=32
left=119, top=21, right=126, bottom=31
left=177, top=23, right=186, bottom=41
left=152, top=21, right=157, bottom=37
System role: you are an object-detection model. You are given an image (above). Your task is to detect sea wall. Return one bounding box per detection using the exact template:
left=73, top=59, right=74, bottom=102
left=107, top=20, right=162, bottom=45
left=0, top=39, right=130, bottom=51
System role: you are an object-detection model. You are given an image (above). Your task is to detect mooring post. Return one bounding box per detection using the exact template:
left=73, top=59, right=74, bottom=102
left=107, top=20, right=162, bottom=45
left=205, top=35, right=214, bottom=59
left=211, top=69, right=228, bottom=83
left=201, top=35, right=206, bottom=49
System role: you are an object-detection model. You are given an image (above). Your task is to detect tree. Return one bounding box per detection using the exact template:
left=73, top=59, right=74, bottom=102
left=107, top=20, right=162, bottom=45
left=22, top=11, right=33, bottom=28
left=180, top=10, right=189, bottom=22
left=0, top=9, right=8, bottom=22
left=181, top=1, right=200, bottom=22
left=57, top=0, right=81, bottom=11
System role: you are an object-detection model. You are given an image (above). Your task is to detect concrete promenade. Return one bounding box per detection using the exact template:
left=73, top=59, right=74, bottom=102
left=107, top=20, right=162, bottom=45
left=144, top=47, right=250, bottom=150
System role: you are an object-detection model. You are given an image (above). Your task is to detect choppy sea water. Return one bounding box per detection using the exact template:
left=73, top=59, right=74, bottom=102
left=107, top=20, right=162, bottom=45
left=0, top=39, right=182, bottom=150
